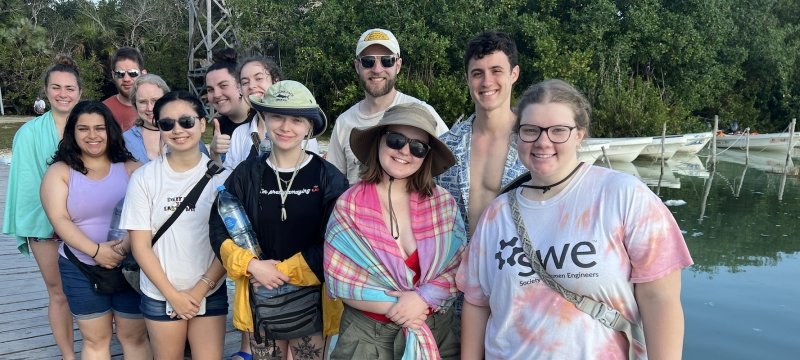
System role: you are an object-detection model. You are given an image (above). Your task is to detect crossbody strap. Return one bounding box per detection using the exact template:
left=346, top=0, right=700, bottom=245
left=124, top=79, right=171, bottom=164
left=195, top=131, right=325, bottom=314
left=151, top=160, right=222, bottom=245
left=507, top=190, right=645, bottom=358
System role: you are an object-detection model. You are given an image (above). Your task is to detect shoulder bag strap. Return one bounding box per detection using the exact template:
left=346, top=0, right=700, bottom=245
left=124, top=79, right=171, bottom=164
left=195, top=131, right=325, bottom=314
left=507, top=190, right=645, bottom=358
left=150, top=160, right=222, bottom=245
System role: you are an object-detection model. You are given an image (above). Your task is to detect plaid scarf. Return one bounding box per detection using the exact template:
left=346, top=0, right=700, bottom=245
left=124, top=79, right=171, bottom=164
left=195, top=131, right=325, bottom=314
left=325, top=182, right=465, bottom=359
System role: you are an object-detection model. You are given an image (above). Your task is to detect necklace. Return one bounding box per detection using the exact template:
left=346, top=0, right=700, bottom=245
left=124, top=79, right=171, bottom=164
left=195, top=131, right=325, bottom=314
left=269, top=151, right=306, bottom=221
left=141, top=124, right=159, bottom=131
left=521, top=162, right=584, bottom=194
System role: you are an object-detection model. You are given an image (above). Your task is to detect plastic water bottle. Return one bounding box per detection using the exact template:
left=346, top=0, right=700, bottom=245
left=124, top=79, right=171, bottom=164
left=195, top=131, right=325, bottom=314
left=107, top=198, right=128, bottom=247
left=216, top=185, right=262, bottom=257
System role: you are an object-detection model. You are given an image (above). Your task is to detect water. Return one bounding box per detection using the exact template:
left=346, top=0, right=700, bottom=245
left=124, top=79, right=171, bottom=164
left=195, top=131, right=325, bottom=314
left=611, top=151, right=800, bottom=359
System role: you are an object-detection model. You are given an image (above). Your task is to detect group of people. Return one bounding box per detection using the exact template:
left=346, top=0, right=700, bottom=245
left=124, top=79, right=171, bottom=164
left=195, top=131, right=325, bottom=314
left=3, top=27, right=693, bottom=360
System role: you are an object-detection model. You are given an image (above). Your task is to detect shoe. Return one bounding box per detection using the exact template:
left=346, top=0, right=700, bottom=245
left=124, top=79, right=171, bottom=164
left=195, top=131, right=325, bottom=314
left=230, top=351, right=253, bottom=360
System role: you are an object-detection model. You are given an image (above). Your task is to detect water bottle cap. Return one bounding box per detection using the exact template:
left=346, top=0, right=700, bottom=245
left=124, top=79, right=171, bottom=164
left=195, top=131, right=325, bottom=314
left=217, top=185, right=225, bottom=192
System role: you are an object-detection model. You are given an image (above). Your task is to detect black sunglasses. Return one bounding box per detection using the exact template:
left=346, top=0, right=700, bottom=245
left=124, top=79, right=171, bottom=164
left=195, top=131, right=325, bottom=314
left=113, top=69, right=140, bottom=79
left=157, top=116, right=198, bottom=131
left=358, top=55, right=397, bottom=69
left=384, top=131, right=430, bottom=158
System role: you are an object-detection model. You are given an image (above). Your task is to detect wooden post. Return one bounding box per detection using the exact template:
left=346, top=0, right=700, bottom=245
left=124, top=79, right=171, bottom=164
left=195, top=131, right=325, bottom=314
left=779, top=119, right=796, bottom=201
left=601, top=146, right=613, bottom=169
left=0, top=86, right=5, bottom=116
left=708, top=115, right=719, bottom=166
left=745, top=127, right=750, bottom=165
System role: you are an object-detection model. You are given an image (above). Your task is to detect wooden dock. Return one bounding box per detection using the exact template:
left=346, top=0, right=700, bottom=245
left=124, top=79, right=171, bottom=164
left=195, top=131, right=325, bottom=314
left=0, top=163, right=242, bottom=359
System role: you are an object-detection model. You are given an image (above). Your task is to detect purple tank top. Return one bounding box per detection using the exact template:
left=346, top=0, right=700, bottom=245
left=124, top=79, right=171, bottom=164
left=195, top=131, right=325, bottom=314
left=59, top=162, right=130, bottom=265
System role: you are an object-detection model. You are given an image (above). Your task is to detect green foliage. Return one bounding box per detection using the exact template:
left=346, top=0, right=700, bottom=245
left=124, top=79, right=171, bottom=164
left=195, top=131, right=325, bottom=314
left=1, top=0, right=798, bottom=137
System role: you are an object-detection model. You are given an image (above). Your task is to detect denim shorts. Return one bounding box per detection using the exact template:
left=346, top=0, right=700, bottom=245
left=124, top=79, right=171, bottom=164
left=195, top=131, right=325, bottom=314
left=140, top=284, right=228, bottom=321
left=58, top=256, right=142, bottom=320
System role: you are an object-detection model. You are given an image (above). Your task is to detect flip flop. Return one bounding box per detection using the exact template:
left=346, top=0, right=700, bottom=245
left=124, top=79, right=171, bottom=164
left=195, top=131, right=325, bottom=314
left=230, top=351, right=253, bottom=360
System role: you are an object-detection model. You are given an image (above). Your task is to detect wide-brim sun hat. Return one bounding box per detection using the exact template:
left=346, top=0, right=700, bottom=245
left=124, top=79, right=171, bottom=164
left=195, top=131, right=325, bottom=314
left=249, top=80, right=327, bottom=138
left=349, top=103, right=455, bottom=176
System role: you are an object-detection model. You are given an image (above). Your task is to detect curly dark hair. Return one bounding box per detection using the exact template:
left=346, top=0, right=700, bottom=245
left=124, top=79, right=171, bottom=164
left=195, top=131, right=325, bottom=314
left=463, top=30, right=519, bottom=73
left=236, top=55, right=285, bottom=84
left=50, top=101, right=135, bottom=174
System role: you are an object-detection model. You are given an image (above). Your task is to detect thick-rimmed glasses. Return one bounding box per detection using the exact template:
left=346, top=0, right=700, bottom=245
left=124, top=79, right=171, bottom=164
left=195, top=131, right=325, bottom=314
left=358, top=55, right=397, bottom=69
left=113, top=69, right=140, bottom=79
left=157, top=116, right=198, bottom=131
left=517, top=124, right=577, bottom=143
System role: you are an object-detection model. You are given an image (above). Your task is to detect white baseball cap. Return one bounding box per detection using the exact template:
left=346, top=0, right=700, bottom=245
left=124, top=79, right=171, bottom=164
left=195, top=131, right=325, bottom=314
left=355, top=28, right=400, bottom=56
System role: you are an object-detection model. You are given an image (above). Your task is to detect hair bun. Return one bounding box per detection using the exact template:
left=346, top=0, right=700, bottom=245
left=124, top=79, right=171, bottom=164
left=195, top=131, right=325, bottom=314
left=213, top=48, right=238, bottom=63
left=54, top=54, right=77, bottom=69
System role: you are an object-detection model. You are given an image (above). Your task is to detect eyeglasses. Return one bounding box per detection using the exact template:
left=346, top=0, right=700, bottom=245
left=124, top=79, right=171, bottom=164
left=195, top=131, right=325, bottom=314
left=113, top=69, right=140, bottom=79
left=157, top=116, right=198, bottom=131
left=384, top=131, right=430, bottom=158
left=358, top=55, right=397, bottom=69
left=517, top=124, right=577, bottom=144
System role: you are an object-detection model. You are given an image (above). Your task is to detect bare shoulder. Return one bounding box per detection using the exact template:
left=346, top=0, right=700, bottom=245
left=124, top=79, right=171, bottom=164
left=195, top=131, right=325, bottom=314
left=124, top=160, right=143, bottom=175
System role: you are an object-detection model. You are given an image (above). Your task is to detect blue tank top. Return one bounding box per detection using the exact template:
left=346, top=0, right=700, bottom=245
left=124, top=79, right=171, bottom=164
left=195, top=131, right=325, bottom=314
left=59, top=162, right=130, bottom=265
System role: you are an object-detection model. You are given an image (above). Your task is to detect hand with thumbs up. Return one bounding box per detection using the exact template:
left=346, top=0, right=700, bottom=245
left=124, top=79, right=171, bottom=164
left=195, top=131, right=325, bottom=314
left=210, top=118, right=231, bottom=162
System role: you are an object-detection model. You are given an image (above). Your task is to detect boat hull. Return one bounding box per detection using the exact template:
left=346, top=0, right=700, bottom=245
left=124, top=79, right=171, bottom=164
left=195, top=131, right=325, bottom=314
left=584, top=137, right=652, bottom=163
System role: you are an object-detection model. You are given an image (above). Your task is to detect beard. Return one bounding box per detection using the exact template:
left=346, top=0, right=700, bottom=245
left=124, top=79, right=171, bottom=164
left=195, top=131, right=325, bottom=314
left=359, top=73, right=396, bottom=98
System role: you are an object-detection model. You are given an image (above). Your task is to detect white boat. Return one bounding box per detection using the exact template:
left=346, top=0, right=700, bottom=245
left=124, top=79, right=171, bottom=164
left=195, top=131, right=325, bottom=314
left=713, top=132, right=800, bottom=152
left=637, top=135, right=687, bottom=160
left=676, top=132, right=713, bottom=155
left=578, top=139, right=611, bottom=164
left=584, top=137, right=653, bottom=163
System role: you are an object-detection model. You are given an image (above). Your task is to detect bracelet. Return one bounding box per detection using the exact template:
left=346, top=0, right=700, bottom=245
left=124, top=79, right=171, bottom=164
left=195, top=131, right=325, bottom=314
left=90, top=243, right=100, bottom=259
left=199, top=276, right=215, bottom=289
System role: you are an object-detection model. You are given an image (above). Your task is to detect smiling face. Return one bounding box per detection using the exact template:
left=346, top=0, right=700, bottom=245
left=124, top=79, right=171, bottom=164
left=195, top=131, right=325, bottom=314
left=45, top=71, right=81, bottom=116
left=355, top=44, right=401, bottom=99
left=134, top=83, right=165, bottom=127
left=378, top=125, right=429, bottom=180
left=112, top=58, right=141, bottom=99
left=265, top=113, right=312, bottom=153
left=157, top=100, right=205, bottom=154
left=205, top=68, right=242, bottom=116
left=75, top=112, right=108, bottom=158
left=517, top=102, right=585, bottom=184
left=240, top=61, right=275, bottom=101
left=466, top=50, right=519, bottom=114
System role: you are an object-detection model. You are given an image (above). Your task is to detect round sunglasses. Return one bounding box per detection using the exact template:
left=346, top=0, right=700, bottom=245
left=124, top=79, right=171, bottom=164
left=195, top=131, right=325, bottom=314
left=157, top=116, right=198, bottom=131
left=384, top=131, right=430, bottom=158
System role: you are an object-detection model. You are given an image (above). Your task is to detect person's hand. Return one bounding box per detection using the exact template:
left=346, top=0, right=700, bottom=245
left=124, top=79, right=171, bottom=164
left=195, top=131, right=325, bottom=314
left=94, top=240, right=125, bottom=268
left=247, top=259, right=289, bottom=290
left=168, top=291, right=200, bottom=320
left=210, top=118, right=231, bottom=155
left=385, top=290, right=429, bottom=328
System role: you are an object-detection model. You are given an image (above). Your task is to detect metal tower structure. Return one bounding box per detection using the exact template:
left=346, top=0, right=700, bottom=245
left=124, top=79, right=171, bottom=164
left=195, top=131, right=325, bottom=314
left=187, top=0, right=237, bottom=98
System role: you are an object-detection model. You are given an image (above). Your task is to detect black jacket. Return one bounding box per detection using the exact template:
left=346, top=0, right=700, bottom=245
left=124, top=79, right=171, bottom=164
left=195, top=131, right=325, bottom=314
left=209, top=151, right=349, bottom=282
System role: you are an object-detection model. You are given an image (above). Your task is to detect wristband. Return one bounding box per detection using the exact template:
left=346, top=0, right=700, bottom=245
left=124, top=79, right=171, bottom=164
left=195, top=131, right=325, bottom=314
left=91, top=243, right=100, bottom=258
left=199, top=276, right=215, bottom=289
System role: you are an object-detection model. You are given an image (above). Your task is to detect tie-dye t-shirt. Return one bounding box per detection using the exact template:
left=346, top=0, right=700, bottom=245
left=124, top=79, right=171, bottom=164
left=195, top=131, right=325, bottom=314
left=456, top=165, right=693, bottom=359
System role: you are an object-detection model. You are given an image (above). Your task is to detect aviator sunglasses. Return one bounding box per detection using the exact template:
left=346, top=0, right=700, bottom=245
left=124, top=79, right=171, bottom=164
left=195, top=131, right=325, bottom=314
left=384, top=131, right=430, bottom=158
left=358, top=55, right=397, bottom=69
left=157, top=116, right=198, bottom=131
left=112, top=69, right=140, bottom=79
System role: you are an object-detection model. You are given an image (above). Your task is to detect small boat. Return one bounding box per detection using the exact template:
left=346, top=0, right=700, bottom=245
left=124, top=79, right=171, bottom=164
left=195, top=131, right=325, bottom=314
left=584, top=137, right=653, bottom=163
left=716, top=150, right=795, bottom=173
left=714, top=132, right=799, bottom=152
left=637, top=135, right=687, bottom=160
left=676, top=132, right=713, bottom=155
left=578, top=139, right=611, bottom=164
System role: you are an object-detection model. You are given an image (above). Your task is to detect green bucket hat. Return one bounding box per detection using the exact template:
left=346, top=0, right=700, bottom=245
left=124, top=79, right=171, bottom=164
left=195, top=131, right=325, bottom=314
left=249, top=80, right=327, bottom=138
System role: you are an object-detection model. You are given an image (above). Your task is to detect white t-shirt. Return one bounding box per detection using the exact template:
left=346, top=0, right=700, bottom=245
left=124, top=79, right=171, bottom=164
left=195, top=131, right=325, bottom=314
left=327, top=91, right=449, bottom=184
left=120, top=154, right=229, bottom=301
left=224, top=115, right=320, bottom=171
left=457, top=165, right=693, bottom=359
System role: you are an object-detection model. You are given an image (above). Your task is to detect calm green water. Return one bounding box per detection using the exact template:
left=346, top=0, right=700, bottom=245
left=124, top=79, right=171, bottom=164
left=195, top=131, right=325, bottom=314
left=620, top=151, right=800, bottom=359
